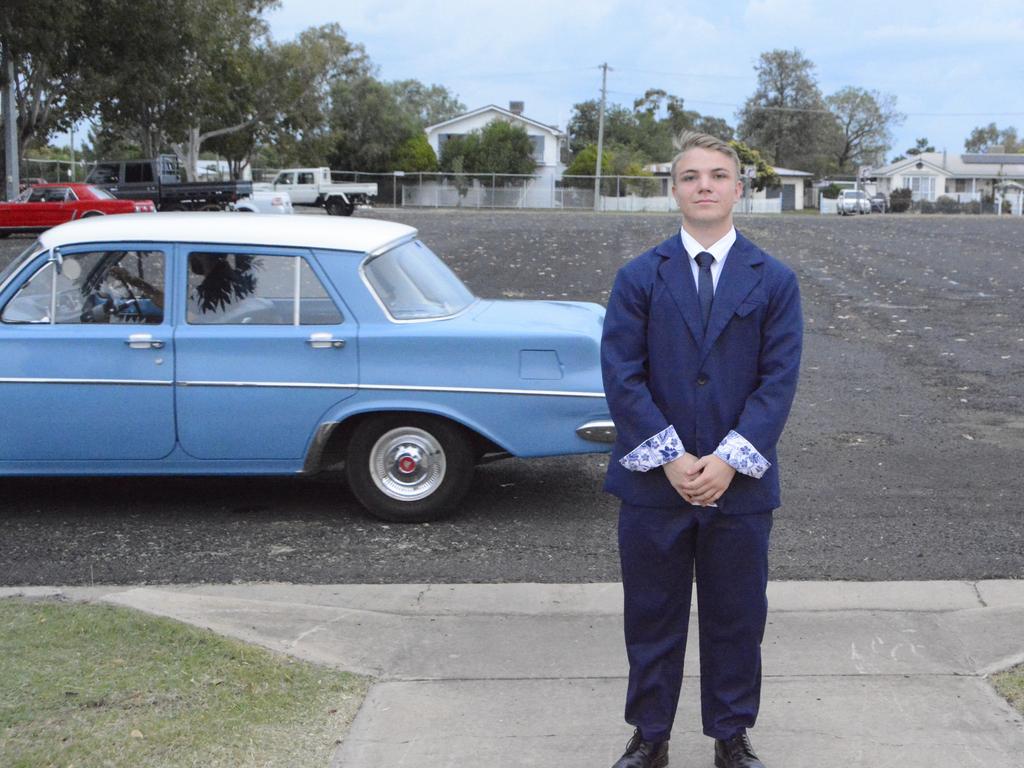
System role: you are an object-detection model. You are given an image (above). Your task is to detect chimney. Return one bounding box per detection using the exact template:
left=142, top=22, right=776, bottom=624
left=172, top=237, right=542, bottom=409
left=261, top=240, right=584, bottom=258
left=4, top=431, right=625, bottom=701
left=509, top=101, right=524, bottom=116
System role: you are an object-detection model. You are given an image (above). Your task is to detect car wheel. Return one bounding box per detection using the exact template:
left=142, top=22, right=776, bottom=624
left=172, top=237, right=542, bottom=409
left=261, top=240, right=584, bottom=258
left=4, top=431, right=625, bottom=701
left=325, top=197, right=345, bottom=216
left=346, top=414, right=475, bottom=523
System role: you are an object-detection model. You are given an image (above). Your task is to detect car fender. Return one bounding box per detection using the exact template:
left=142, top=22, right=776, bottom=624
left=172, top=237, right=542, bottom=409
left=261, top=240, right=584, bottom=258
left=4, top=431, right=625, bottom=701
left=315, top=395, right=508, bottom=452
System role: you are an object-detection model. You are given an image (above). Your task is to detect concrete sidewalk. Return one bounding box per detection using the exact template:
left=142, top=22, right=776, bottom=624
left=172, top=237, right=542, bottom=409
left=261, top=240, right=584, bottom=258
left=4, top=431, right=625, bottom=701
left=5, top=581, right=1024, bottom=767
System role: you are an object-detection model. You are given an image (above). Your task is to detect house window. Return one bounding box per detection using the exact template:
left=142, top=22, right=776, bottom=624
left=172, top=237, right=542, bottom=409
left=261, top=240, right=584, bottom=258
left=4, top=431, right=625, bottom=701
left=902, top=175, right=936, bottom=201
left=529, top=136, right=544, bottom=163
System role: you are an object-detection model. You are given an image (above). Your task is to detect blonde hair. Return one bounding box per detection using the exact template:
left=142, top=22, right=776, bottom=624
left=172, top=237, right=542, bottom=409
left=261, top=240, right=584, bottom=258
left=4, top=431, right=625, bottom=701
left=670, top=131, right=741, bottom=182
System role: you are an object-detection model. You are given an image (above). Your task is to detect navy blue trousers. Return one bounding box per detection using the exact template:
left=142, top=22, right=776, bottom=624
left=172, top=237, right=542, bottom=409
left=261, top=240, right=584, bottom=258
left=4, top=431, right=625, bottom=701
left=618, top=502, right=772, bottom=742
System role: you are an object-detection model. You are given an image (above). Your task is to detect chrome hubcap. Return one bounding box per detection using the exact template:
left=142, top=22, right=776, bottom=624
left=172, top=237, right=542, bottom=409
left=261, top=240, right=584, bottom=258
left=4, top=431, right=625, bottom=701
left=369, top=427, right=446, bottom=501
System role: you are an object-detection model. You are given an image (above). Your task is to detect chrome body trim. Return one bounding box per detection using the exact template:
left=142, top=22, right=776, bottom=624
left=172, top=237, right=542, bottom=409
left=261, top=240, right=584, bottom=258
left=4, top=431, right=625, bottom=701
left=576, top=419, right=617, bottom=443
left=177, top=380, right=606, bottom=398
left=0, top=377, right=172, bottom=386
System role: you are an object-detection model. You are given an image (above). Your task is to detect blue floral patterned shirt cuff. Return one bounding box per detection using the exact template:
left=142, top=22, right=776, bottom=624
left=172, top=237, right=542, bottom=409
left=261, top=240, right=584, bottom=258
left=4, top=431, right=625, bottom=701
left=713, top=430, right=770, bottom=479
left=619, top=425, right=684, bottom=472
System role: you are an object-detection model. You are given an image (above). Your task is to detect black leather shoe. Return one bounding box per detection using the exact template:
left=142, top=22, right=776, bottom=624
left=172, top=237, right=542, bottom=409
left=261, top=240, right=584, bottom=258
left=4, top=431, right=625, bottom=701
left=611, top=728, right=668, bottom=768
left=714, top=730, right=765, bottom=768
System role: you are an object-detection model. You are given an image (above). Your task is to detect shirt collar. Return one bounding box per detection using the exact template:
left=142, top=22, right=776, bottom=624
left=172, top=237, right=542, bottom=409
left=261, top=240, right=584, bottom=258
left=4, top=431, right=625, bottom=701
left=680, top=226, right=736, bottom=264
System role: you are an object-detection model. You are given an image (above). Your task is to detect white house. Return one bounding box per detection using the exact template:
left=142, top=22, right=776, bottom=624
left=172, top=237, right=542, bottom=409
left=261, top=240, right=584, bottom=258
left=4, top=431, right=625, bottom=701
left=424, top=103, right=566, bottom=184
left=872, top=151, right=1024, bottom=207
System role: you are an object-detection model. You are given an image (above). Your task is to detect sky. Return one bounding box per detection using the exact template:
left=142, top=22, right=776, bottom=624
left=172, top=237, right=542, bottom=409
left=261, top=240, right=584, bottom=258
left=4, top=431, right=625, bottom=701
left=265, top=0, right=1024, bottom=165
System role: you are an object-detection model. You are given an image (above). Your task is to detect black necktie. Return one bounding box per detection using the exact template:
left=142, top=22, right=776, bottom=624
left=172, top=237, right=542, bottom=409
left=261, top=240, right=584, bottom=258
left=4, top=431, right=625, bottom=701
left=695, top=251, right=714, bottom=332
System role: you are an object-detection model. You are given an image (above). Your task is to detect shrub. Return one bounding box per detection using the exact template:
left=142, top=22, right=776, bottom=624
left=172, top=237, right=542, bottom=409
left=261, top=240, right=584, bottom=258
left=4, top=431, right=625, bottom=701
left=889, top=187, right=913, bottom=213
left=821, top=183, right=842, bottom=199
left=919, top=200, right=936, bottom=214
left=963, top=200, right=982, bottom=214
left=935, top=195, right=960, bottom=214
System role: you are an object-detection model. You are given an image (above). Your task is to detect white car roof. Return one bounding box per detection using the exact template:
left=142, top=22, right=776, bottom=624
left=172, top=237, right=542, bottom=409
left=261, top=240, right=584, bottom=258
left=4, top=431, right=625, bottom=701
left=38, top=212, right=417, bottom=254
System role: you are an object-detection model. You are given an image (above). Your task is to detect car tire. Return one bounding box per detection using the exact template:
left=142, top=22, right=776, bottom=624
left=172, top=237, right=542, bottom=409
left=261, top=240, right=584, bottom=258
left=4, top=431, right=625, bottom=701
left=325, top=197, right=356, bottom=216
left=346, top=414, right=475, bottom=523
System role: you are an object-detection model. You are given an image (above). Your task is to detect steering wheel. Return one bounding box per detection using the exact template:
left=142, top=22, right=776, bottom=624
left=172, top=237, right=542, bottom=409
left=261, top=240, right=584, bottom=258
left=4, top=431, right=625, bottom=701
left=80, top=290, right=113, bottom=323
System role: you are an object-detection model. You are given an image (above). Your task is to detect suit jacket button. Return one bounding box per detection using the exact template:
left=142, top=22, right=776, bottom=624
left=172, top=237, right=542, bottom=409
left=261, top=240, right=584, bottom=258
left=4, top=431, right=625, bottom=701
left=697, top=375, right=709, bottom=386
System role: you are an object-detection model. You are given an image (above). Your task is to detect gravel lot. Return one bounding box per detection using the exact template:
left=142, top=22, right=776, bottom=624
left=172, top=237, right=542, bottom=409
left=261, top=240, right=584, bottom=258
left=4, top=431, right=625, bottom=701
left=1, top=209, right=1022, bottom=583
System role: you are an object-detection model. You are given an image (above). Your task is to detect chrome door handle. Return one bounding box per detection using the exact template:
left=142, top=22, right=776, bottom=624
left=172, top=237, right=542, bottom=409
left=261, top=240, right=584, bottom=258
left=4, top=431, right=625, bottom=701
left=125, top=333, right=164, bottom=350
left=307, top=332, right=345, bottom=349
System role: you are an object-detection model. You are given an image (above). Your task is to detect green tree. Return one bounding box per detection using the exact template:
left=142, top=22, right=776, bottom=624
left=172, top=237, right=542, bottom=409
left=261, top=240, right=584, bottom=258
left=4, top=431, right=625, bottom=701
left=393, top=133, right=438, bottom=172
left=737, top=48, right=833, bottom=172
left=906, top=137, right=935, bottom=156
left=389, top=80, right=465, bottom=127
left=729, top=140, right=778, bottom=191
left=0, top=0, right=96, bottom=187
left=964, top=123, right=1021, bottom=153
left=564, top=144, right=613, bottom=176
left=87, top=0, right=279, bottom=178
left=439, top=121, right=536, bottom=175
left=824, top=86, right=903, bottom=171
left=327, top=75, right=420, bottom=171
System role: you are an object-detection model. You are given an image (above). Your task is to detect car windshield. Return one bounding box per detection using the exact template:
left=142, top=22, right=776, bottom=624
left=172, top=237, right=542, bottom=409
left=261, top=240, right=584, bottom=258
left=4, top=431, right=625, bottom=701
left=363, top=239, right=475, bottom=320
left=86, top=185, right=116, bottom=200
left=0, top=240, right=44, bottom=291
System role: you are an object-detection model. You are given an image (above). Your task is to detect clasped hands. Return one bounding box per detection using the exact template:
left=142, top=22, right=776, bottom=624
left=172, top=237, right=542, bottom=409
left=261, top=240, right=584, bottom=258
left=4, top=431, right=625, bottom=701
left=664, top=452, right=735, bottom=506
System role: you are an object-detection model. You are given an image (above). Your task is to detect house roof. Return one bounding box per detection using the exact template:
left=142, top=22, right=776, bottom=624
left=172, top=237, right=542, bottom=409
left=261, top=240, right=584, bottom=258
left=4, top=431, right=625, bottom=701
left=874, top=152, right=1024, bottom=178
left=770, top=167, right=813, bottom=177
left=426, top=105, right=564, bottom=136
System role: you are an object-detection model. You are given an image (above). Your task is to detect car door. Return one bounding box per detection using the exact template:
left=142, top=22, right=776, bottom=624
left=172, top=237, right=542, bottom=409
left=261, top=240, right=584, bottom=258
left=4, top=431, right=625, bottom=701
left=15, top=188, right=67, bottom=229
left=290, top=171, right=319, bottom=205
left=173, top=245, right=358, bottom=460
left=0, top=244, right=176, bottom=462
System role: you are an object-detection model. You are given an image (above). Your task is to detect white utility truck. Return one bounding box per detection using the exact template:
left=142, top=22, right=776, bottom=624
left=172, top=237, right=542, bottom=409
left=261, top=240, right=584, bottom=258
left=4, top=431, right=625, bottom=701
left=258, top=168, right=377, bottom=216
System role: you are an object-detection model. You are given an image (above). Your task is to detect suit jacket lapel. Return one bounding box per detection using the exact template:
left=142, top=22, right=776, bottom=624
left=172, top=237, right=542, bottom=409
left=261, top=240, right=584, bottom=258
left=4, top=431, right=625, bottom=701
left=700, top=232, right=764, bottom=360
left=655, top=233, right=704, bottom=345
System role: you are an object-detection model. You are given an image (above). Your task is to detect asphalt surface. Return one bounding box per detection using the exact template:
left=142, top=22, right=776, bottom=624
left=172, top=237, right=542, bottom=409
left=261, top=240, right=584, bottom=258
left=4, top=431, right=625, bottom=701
left=1, top=210, right=1022, bottom=584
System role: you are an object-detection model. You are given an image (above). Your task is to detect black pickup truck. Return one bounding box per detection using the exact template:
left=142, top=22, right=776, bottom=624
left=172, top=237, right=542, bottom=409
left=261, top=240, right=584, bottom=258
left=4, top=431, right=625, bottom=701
left=85, top=155, right=252, bottom=211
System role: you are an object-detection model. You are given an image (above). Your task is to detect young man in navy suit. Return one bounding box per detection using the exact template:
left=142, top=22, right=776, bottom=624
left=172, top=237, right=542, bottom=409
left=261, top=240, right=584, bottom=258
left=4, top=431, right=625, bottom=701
left=602, top=132, right=803, bottom=768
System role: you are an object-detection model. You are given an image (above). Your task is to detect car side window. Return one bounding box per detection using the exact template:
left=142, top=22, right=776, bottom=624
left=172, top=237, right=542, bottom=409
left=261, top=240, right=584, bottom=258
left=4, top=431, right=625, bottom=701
left=91, top=163, right=119, bottom=184
left=297, top=172, right=315, bottom=185
left=186, top=252, right=342, bottom=326
left=1, top=250, right=165, bottom=325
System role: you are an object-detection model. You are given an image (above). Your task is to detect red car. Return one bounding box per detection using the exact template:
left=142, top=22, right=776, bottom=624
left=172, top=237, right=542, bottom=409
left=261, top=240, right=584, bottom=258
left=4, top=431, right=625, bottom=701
left=0, top=183, right=156, bottom=237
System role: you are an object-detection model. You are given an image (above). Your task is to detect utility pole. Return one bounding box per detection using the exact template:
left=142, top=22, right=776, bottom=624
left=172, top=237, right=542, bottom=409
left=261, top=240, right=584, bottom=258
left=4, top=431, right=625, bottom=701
left=593, top=62, right=609, bottom=212
left=3, top=44, right=19, bottom=200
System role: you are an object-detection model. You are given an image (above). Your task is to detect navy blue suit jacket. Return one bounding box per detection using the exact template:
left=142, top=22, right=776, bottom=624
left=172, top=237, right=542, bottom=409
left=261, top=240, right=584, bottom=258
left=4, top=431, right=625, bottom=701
left=601, top=229, right=803, bottom=513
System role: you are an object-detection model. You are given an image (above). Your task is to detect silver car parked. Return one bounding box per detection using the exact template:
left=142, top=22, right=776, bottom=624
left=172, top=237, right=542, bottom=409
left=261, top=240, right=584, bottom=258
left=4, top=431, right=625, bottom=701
left=837, top=189, right=871, bottom=215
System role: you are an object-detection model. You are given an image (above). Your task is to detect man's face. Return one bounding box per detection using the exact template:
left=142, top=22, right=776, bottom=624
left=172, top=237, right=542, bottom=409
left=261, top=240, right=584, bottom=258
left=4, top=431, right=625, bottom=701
left=671, top=147, right=743, bottom=228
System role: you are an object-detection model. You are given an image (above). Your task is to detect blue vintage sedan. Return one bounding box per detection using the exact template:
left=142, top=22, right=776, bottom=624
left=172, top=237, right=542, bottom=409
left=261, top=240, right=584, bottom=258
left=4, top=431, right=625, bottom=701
left=0, top=214, right=613, bottom=521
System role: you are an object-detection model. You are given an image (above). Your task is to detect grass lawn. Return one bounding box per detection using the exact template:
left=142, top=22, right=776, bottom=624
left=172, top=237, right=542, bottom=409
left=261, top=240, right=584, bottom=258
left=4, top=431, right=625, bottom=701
left=0, top=598, right=368, bottom=767
left=992, top=664, right=1024, bottom=716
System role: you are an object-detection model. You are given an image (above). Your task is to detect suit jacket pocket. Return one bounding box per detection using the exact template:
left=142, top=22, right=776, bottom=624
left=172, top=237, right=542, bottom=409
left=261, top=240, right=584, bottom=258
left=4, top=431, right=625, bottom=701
left=735, top=298, right=766, bottom=318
